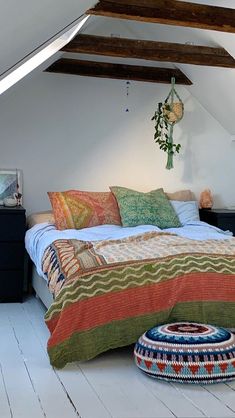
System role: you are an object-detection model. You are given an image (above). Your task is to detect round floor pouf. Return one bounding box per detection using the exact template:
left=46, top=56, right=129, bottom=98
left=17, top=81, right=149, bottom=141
left=134, top=322, right=235, bottom=384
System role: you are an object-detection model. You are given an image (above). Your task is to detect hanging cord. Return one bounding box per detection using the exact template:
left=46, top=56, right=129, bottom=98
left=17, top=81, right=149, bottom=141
left=125, top=81, right=130, bottom=112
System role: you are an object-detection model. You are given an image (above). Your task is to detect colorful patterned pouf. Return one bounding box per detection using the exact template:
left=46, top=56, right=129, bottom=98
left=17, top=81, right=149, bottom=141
left=134, top=322, right=235, bottom=384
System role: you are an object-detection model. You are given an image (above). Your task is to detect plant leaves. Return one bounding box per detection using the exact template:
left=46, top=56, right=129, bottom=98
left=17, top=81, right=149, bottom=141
left=152, top=100, right=182, bottom=164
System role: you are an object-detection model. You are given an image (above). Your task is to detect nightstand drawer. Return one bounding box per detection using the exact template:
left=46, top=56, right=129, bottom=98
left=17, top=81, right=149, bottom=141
left=0, top=213, right=25, bottom=241
left=217, top=217, right=235, bottom=234
left=0, top=271, right=24, bottom=302
left=0, top=242, right=24, bottom=269
left=199, top=209, right=235, bottom=236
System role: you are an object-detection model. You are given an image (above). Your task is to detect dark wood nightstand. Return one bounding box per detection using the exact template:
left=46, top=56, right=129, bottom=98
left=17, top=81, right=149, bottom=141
left=199, top=209, right=235, bottom=236
left=0, top=206, right=26, bottom=302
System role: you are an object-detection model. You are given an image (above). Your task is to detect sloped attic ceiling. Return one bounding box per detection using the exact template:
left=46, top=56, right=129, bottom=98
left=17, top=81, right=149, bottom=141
left=176, top=0, right=235, bottom=134
left=0, top=0, right=95, bottom=75
left=70, top=0, right=234, bottom=135
left=1, top=0, right=235, bottom=135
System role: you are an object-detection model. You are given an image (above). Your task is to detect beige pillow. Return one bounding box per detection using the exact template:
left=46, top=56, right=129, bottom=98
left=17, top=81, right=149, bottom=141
left=27, top=211, right=55, bottom=228
left=166, top=190, right=195, bottom=201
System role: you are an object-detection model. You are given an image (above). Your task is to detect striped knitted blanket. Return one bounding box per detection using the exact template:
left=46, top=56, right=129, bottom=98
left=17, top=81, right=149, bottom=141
left=42, top=231, right=235, bottom=368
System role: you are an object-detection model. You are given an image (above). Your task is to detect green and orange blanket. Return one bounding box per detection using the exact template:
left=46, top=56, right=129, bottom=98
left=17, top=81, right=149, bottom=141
left=42, top=231, right=235, bottom=368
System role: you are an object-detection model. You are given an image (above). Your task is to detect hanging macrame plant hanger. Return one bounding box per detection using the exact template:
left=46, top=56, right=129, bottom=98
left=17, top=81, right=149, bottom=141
left=163, top=77, right=184, bottom=169
left=152, top=77, right=184, bottom=170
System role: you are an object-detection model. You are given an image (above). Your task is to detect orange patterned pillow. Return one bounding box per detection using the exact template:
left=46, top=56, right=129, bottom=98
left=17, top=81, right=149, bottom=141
left=48, top=190, right=121, bottom=230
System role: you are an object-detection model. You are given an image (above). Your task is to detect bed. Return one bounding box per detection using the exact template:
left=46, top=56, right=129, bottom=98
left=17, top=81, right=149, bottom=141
left=26, top=218, right=235, bottom=369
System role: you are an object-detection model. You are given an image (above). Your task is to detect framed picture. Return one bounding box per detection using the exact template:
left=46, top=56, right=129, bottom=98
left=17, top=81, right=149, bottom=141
left=0, top=169, right=23, bottom=204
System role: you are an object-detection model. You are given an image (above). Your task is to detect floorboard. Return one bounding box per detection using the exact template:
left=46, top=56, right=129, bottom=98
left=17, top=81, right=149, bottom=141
left=0, top=363, right=12, bottom=418
left=6, top=303, right=79, bottom=418
left=0, top=305, right=45, bottom=418
left=173, top=382, right=235, bottom=417
left=0, top=296, right=235, bottom=418
left=202, top=382, right=235, bottom=412
left=141, top=375, right=206, bottom=417
left=23, top=298, right=112, bottom=418
left=79, top=349, right=175, bottom=418
left=55, top=365, right=112, bottom=418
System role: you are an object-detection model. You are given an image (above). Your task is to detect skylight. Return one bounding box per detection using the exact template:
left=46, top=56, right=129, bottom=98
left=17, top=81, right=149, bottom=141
left=0, top=15, right=90, bottom=96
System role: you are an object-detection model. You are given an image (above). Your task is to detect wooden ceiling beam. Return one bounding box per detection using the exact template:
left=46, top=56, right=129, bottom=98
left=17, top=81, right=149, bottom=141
left=88, top=0, right=235, bottom=34
left=63, top=34, right=235, bottom=68
left=45, top=58, right=192, bottom=84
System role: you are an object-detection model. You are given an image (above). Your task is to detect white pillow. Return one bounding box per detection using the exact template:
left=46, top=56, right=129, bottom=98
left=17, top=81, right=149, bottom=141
left=170, top=201, right=200, bottom=225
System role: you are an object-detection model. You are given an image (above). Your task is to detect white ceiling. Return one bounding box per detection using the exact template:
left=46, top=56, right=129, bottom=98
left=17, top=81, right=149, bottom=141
left=0, top=0, right=95, bottom=75
left=80, top=2, right=235, bottom=134
left=1, top=0, right=235, bottom=134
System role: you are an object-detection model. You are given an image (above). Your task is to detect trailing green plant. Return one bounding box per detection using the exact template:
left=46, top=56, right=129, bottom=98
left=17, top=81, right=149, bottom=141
left=151, top=102, right=181, bottom=169
left=151, top=78, right=184, bottom=170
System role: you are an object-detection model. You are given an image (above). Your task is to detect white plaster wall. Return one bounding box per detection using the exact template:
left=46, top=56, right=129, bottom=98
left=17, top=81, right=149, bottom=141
left=0, top=71, right=234, bottom=214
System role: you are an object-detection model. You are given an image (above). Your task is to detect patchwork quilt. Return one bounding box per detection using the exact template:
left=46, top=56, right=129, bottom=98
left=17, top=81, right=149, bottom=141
left=42, top=231, right=235, bottom=368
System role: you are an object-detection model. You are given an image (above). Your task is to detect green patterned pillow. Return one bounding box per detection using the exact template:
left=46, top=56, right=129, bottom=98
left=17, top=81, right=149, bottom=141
left=110, top=186, right=181, bottom=228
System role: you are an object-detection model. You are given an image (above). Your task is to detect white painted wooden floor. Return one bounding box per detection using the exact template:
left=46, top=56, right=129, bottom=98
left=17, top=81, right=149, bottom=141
left=0, top=297, right=235, bottom=418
